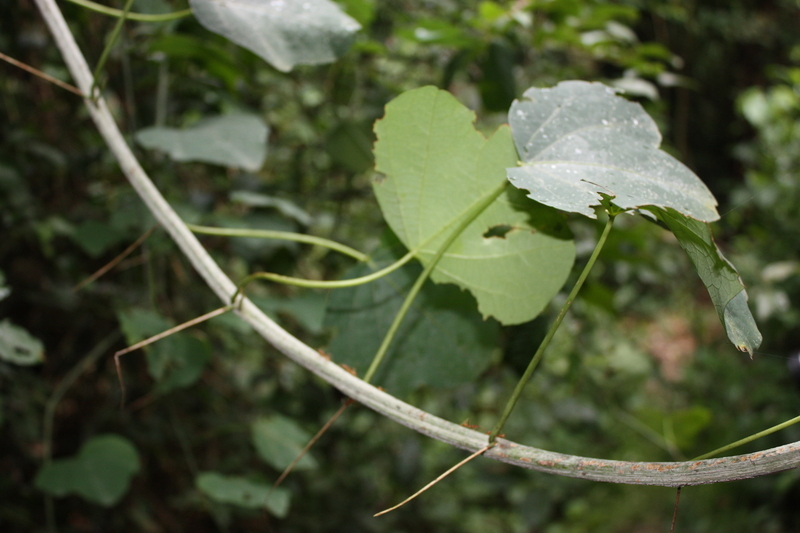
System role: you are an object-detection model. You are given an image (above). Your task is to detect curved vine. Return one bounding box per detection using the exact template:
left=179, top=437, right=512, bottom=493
left=34, top=0, right=800, bottom=488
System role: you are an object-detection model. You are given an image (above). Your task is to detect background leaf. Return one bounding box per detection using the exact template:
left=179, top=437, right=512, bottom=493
left=0, top=319, right=44, bottom=365
left=506, top=81, right=720, bottom=222
left=135, top=114, right=268, bottom=171
left=189, top=0, right=361, bottom=72
left=646, top=207, right=762, bottom=356
left=116, top=308, right=211, bottom=392
left=196, top=472, right=290, bottom=517
left=35, top=435, right=140, bottom=506
left=324, top=239, right=500, bottom=396
left=251, top=415, right=318, bottom=471
left=373, top=86, right=576, bottom=325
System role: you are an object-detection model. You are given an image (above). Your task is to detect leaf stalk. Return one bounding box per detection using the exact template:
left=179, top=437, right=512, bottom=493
left=363, top=180, right=509, bottom=383
left=488, top=213, right=616, bottom=442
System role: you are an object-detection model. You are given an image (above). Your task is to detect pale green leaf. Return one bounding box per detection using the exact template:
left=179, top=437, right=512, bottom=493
left=373, top=86, right=575, bottom=325
left=507, top=81, right=720, bottom=222
left=196, top=472, right=290, bottom=517
left=325, top=240, right=499, bottom=396
left=252, top=415, right=317, bottom=471
left=35, top=435, right=140, bottom=506
left=136, top=114, right=268, bottom=171
left=646, top=207, right=762, bottom=356
left=189, top=0, right=361, bottom=72
left=0, top=319, right=45, bottom=365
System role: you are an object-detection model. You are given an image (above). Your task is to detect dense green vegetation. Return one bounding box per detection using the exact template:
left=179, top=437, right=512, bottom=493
left=2, top=0, right=800, bottom=531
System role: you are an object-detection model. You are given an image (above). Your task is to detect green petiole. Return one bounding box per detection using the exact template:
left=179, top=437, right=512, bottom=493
left=65, top=0, right=193, bottom=22
left=188, top=224, right=370, bottom=263
left=488, top=213, right=616, bottom=442
left=363, top=180, right=510, bottom=384
left=693, top=414, right=800, bottom=461
left=90, top=0, right=135, bottom=99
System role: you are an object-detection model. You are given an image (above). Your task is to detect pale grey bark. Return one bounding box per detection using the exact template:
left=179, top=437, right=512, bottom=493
left=34, top=0, right=800, bottom=487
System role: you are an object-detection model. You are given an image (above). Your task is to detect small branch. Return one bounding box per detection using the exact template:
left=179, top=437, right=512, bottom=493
left=374, top=444, right=493, bottom=517
left=115, top=306, right=231, bottom=407
left=670, top=486, right=682, bottom=533
left=273, top=400, right=353, bottom=490
left=73, top=225, right=156, bottom=291
left=0, top=51, right=83, bottom=96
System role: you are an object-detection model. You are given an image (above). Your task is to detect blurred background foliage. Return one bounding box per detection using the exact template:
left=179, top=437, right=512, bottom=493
left=2, top=0, right=800, bottom=531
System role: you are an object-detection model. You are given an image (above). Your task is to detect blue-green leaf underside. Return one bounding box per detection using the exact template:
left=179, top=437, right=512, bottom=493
left=373, top=86, right=575, bottom=325
left=190, top=0, right=361, bottom=72
left=136, top=114, right=268, bottom=171
left=646, top=207, right=762, bottom=356
left=324, top=240, right=500, bottom=396
left=196, top=472, right=290, bottom=517
left=35, top=435, right=140, bottom=506
left=507, top=81, right=720, bottom=222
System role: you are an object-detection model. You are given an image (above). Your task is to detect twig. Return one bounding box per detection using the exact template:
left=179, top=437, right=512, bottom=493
left=374, top=444, right=493, bottom=517
left=670, top=486, right=682, bottom=533
left=272, top=399, right=354, bottom=489
left=115, top=305, right=231, bottom=407
left=0, top=51, right=83, bottom=96
left=73, top=225, right=156, bottom=291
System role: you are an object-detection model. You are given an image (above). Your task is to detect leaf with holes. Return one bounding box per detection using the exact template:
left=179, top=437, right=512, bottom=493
left=190, top=0, right=361, bottom=72
left=506, top=81, right=720, bottom=222
left=136, top=114, right=268, bottom=171
left=645, top=207, right=762, bottom=356
left=373, top=86, right=575, bottom=325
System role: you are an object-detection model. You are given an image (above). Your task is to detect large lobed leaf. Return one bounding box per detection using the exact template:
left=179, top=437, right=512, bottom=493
left=646, top=207, right=762, bottom=356
left=506, top=81, right=720, bottom=222
left=190, top=0, right=361, bottom=72
left=324, top=240, right=500, bottom=396
left=373, top=86, right=575, bottom=325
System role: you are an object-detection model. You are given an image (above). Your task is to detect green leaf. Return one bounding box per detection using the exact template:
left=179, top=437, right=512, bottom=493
left=71, top=219, right=127, bottom=257
left=507, top=81, right=720, bottom=222
left=646, top=207, right=762, bottom=356
left=252, top=415, right=318, bottom=471
left=189, top=0, right=361, bottom=72
left=0, top=319, right=45, bottom=365
left=373, top=86, right=575, bottom=325
left=35, top=435, right=140, bottom=506
left=324, top=240, right=500, bottom=396
left=135, top=114, right=268, bottom=171
left=251, top=292, right=328, bottom=335
left=116, top=308, right=211, bottom=391
left=196, top=472, right=290, bottom=517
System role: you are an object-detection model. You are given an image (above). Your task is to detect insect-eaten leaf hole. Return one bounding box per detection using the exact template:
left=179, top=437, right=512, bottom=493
left=483, top=224, right=514, bottom=239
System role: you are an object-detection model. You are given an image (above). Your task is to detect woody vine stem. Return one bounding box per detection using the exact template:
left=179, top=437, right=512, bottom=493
left=33, top=0, right=800, bottom=487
